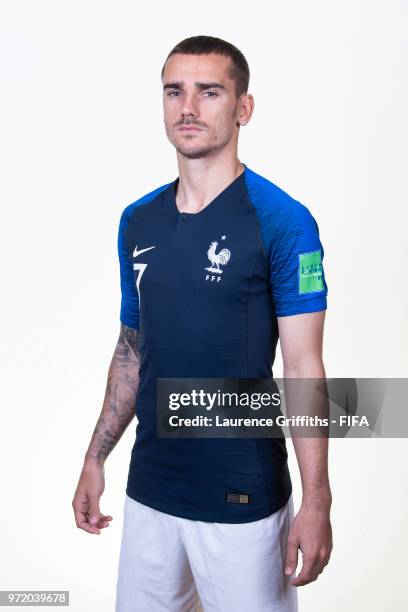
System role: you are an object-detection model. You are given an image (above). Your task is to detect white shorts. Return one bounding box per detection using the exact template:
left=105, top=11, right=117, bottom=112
left=115, top=493, right=298, bottom=612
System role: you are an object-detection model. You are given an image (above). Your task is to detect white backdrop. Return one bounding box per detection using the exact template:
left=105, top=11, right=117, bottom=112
left=1, top=1, right=407, bottom=610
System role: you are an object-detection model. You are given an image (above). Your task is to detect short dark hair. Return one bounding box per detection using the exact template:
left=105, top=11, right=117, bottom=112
left=161, top=35, right=250, bottom=98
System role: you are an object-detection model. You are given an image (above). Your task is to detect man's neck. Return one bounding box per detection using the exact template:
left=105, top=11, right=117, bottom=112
left=175, top=156, right=245, bottom=214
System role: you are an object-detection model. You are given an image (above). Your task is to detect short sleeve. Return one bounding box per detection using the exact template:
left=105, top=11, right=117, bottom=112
left=118, top=207, right=140, bottom=330
left=269, top=204, right=328, bottom=317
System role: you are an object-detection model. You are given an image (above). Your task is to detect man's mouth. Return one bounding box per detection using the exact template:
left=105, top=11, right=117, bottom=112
left=179, top=126, right=202, bottom=131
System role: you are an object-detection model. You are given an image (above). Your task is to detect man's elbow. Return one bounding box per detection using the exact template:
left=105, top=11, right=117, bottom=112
left=282, top=355, right=326, bottom=378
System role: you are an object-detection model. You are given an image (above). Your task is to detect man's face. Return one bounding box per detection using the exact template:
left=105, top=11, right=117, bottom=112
left=162, top=53, right=243, bottom=159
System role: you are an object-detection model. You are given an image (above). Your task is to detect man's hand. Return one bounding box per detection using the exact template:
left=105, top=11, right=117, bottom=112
left=72, top=461, right=113, bottom=535
left=284, top=502, right=333, bottom=586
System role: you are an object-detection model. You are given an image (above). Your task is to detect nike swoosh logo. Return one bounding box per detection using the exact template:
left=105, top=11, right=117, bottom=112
left=133, top=245, right=156, bottom=258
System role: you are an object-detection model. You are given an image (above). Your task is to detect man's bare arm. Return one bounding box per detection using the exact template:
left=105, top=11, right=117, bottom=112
left=72, top=323, right=141, bottom=535
left=278, top=310, right=333, bottom=586
left=84, top=323, right=141, bottom=465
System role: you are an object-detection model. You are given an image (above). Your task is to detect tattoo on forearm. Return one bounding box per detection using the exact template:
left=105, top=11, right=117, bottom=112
left=119, top=323, right=142, bottom=361
left=85, top=324, right=141, bottom=464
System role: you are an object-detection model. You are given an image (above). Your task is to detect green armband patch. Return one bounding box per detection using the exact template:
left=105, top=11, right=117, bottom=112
left=299, top=250, right=324, bottom=294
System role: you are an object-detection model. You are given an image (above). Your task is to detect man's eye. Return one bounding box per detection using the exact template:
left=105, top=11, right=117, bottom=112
left=204, top=91, right=217, bottom=97
left=167, top=91, right=181, bottom=96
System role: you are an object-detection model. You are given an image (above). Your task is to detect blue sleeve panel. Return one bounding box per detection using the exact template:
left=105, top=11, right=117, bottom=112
left=117, top=183, right=172, bottom=330
left=244, top=167, right=328, bottom=317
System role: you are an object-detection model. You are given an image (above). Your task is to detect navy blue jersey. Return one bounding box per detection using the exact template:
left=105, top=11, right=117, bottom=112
left=118, top=164, right=328, bottom=523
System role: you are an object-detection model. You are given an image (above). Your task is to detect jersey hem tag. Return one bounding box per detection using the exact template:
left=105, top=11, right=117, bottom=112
left=226, top=492, right=250, bottom=504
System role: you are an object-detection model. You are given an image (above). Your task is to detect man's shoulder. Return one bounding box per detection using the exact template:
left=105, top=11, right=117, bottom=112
left=119, top=180, right=173, bottom=225
left=244, top=165, right=314, bottom=226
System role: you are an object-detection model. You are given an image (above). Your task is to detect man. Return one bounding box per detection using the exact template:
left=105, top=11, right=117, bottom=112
left=72, top=35, right=333, bottom=612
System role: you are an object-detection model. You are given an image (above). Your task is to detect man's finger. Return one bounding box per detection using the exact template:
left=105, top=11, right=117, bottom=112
left=290, top=555, right=320, bottom=587
left=88, top=498, right=102, bottom=524
left=79, top=519, right=102, bottom=534
left=284, top=535, right=299, bottom=577
left=93, top=513, right=113, bottom=527
left=73, top=508, right=101, bottom=534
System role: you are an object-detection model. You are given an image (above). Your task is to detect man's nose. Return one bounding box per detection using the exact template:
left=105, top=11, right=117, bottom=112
left=181, top=93, right=199, bottom=118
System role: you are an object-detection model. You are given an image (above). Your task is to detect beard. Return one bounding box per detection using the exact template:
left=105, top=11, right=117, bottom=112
left=172, top=133, right=230, bottom=160
left=175, top=143, right=218, bottom=159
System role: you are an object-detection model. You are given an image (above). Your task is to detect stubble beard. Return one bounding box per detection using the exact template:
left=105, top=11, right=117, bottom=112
left=175, top=142, right=221, bottom=159
left=172, top=129, right=232, bottom=160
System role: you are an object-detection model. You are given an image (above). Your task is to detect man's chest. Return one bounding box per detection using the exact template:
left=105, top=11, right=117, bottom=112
left=125, top=210, right=268, bottom=309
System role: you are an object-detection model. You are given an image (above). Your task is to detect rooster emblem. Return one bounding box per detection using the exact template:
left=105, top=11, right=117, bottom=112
left=205, top=241, right=231, bottom=274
